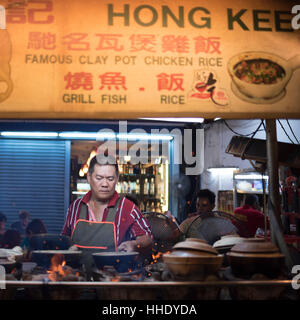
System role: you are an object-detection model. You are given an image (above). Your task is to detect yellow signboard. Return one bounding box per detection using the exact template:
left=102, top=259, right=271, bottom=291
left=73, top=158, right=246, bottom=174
left=0, top=0, right=299, bottom=119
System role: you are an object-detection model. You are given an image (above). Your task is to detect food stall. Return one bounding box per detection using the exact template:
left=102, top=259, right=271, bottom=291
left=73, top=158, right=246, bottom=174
left=0, top=0, right=300, bottom=303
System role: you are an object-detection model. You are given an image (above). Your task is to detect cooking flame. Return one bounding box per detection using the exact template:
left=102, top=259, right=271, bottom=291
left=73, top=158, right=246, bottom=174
left=151, top=251, right=170, bottom=264
left=47, top=254, right=72, bottom=281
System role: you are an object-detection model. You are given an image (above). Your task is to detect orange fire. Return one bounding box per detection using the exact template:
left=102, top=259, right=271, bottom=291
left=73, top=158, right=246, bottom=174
left=151, top=251, right=170, bottom=264
left=47, top=254, right=72, bottom=281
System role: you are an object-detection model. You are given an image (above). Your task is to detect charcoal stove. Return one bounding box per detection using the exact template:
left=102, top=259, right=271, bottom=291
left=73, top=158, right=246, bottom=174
left=1, top=260, right=299, bottom=300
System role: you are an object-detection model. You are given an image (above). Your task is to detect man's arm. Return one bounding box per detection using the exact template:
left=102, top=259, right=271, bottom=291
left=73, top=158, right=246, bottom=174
left=117, top=235, right=152, bottom=254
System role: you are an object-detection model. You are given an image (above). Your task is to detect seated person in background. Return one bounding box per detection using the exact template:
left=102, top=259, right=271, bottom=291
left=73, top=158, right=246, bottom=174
left=179, top=189, right=238, bottom=245
left=234, top=194, right=268, bottom=237
left=11, top=210, right=30, bottom=238
left=0, top=212, right=7, bottom=245
left=0, top=229, right=21, bottom=249
left=21, top=218, right=48, bottom=250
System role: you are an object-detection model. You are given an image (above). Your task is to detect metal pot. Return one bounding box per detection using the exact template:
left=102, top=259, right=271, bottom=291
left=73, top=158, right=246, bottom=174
left=31, top=250, right=82, bottom=268
left=92, top=251, right=140, bottom=273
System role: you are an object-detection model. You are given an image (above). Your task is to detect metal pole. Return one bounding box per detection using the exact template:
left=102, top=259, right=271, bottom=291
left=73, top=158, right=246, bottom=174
left=265, top=119, right=294, bottom=271
left=265, top=119, right=282, bottom=239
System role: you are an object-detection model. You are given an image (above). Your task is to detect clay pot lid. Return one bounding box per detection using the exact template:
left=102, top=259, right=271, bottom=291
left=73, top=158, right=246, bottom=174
left=172, top=239, right=218, bottom=255
left=185, top=238, right=208, bottom=244
left=169, top=249, right=215, bottom=258
left=227, top=251, right=284, bottom=258
left=230, top=239, right=280, bottom=254
left=213, top=235, right=246, bottom=248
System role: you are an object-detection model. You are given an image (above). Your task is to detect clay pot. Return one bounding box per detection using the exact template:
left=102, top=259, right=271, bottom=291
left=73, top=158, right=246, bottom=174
left=172, top=239, right=218, bottom=255
left=163, top=253, right=223, bottom=280
left=227, top=239, right=285, bottom=278
left=213, top=235, right=246, bottom=250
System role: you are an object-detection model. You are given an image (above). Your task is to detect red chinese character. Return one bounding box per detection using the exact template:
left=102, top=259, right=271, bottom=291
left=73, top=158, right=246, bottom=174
left=129, top=34, right=156, bottom=52
left=156, top=73, right=184, bottom=91
left=95, top=34, right=124, bottom=51
left=27, top=32, right=56, bottom=49
left=193, top=36, right=221, bottom=54
left=62, top=33, right=90, bottom=51
left=6, top=0, right=27, bottom=23
left=161, top=35, right=189, bottom=53
left=99, top=72, right=127, bottom=90
left=27, top=0, right=54, bottom=24
left=64, top=72, right=93, bottom=90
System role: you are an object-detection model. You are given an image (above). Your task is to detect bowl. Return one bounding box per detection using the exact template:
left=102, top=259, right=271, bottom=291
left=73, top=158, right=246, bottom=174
left=227, top=51, right=300, bottom=99
left=92, top=251, right=140, bottom=273
left=163, top=253, right=223, bottom=280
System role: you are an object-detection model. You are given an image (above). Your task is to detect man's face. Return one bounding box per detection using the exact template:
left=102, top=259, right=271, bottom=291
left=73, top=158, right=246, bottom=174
left=87, top=164, right=118, bottom=202
left=196, top=197, right=215, bottom=214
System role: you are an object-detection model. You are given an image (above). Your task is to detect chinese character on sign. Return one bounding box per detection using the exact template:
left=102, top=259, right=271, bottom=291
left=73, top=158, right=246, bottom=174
left=6, top=0, right=54, bottom=24
left=64, top=72, right=93, bottom=90
left=27, top=32, right=56, bottom=49
left=193, top=36, right=221, bottom=54
left=27, top=0, right=54, bottom=24
left=62, top=33, right=90, bottom=51
left=95, top=34, right=124, bottom=51
left=129, top=34, right=156, bottom=52
left=6, top=0, right=26, bottom=23
left=156, top=73, right=184, bottom=91
left=162, top=35, right=189, bottom=53
left=99, top=72, right=127, bottom=90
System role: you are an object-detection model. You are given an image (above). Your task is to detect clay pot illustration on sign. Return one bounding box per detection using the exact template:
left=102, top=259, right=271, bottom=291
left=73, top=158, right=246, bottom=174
left=0, top=29, right=13, bottom=103
left=228, top=51, right=300, bottom=103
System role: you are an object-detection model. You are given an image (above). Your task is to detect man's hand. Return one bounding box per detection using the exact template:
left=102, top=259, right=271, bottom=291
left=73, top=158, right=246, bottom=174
left=117, top=240, right=138, bottom=252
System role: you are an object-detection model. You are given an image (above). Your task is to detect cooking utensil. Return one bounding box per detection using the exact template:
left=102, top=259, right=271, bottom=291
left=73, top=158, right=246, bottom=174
left=172, top=239, right=218, bottom=255
left=227, top=239, right=284, bottom=278
left=213, top=235, right=246, bottom=249
left=143, top=212, right=183, bottom=255
left=31, top=250, right=82, bottom=268
left=92, top=251, right=140, bottom=273
left=29, top=233, right=72, bottom=250
left=226, top=252, right=285, bottom=278
left=163, top=252, right=223, bottom=280
left=230, top=239, right=279, bottom=254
